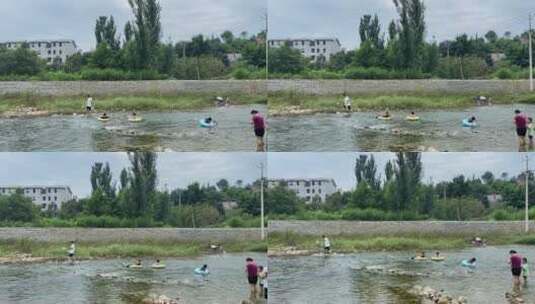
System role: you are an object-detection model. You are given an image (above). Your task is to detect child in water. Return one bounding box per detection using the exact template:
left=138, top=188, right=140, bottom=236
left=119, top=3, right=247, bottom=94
left=523, top=257, right=529, bottom=283
left=528, top=118, right=534, bottom=148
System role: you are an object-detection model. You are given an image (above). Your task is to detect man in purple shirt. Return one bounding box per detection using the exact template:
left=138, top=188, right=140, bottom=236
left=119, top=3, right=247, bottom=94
left=246, top=257, right=259, bottom=299
left=514, top=110, right=528, bottom=149
left=251, top=110, right=266, bottom=152
left=510, top=250, right=523, bottom=288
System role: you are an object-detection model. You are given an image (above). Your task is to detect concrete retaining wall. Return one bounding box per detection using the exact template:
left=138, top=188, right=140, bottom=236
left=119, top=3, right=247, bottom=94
left=268, top=79, right=530, bottom=95
left=269, top=220, right=535, bottom=236
left=0, top=80, right=530, bottom=97
left=0, top=80, right=267, bottom=97
left=0, top=228, right=261, bottom=242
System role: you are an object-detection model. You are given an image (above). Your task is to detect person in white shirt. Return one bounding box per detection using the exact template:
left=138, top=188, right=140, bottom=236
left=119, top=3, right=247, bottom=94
left=343, top=94, right=352, bottom=112
left=86, top=95, right=93, bottom=112
left=322, top=235, right=331, bottom=254
left=67, top=241, right=76, bottom=264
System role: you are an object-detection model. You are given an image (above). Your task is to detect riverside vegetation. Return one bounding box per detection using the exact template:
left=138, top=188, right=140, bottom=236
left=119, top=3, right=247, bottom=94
left=2, top=152, right=534, bottom=228
left=268, top=0, right=534, bottom=80
left=0, top=0, right=266, bottom=81
left=0, top=93, right=267, bottom=115
left=269, top=91, right=535, bottom=115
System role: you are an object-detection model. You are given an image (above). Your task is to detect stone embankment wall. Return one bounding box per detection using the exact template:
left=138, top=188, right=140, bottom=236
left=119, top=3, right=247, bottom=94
left=269, top=220, right=535, bottom=236
left=0, top=228, right=261, bottom=242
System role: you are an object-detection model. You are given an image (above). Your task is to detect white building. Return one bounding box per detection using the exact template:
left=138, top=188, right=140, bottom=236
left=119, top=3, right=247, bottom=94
left=268, top=38, right=342, bottom=62
left=0, top=40, right=78, bottom=64
left=268, top=178, right=338, bottom=203
left=0, top=185, right=74, bottom=212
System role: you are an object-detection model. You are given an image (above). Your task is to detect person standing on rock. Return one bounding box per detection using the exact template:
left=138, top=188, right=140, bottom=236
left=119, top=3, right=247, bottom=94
left=509, top=250, right=523, bottom=289
left=251, top=110, right=266, bottom=152
left=67, top=240, right=76, bottom=265
left=85, top=95, right=94, bottom=113
left=343, top=93, right=352, bottom=112
left=245, top=257, right=259, bottom=299
left=322, top=235, right=331, bottom=254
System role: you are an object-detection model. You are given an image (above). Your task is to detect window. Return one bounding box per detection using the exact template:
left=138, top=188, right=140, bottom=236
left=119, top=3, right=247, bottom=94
left=311, top=49, right=315, bottom=53
left=33, top=189, right=36, bottom=193
left=53, top=42, right=56, bottom=47
left=53, top=50, right=56, bottom=55
left=38, top=42, right=41, bottom=47
left=48, top=50, right=51, bottom=55
left=48, top=196, right=51, bottom=201
left=54, top=189, right=57, bottom=193
left=311, top=56, right=315, bottom=60
left=59, top=50, right=62, bottom=55
left=59, top=42, right=62, bottom=47
left=312, top=189, right=316, bottom=193
left=323, top=49, right=327, bottom=53
left=319, top=189, right=322, bottom=194
left=54, top=196, right=57, bottom=201
left=310, top=41, right=315, bottom=46
left=42, top=196, right=46, bottom=201
left=323, top=41, right=326, bottom=45
left=318, top=181, right=322, bottom=186
left=42, top=204, right=46, bottom=209
left=306, top=196, right=311, bottom=201
left=306, top=189, right=310, bottom=194
left=48, top=189, right=51, bottom=193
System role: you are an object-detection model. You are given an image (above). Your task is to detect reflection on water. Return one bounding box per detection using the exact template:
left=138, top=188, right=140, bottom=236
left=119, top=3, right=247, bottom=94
left=0, top=105, right=266, bottom=152
left=269, top=105, right=535, bottom=152
left=0, top=253, right=266, bottom=304
left=270, top=246, right=535, bottom=304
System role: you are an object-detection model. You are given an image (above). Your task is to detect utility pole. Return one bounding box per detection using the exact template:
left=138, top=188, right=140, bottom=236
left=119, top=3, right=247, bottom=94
left=259, top=162, right=265, bottom=240
left=265, top=12, right=269, bottom=80
left=524, top=155, right=530, bottom=233
left=529, top=13, right=533, bottom=92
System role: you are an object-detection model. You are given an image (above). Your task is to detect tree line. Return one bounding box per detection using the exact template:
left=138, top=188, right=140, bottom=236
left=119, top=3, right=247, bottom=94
left=268, top=0, right=534, bottom=80
left=0, top=0, right=266, bottom=81
left=263, top=153, right=535, bottom=222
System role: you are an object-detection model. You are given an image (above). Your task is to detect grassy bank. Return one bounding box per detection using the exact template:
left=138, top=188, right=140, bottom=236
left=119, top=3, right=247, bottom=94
left=269, top=231, right=535, bottom=253
left=269, top=92, right=535, bottom=115
left=0, top=93, right=267, bottom=115
left=0, top=239, right=267, bottom=260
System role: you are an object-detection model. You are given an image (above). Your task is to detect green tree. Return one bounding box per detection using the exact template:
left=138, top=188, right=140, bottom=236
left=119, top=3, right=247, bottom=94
left=0, top=191, right=39, bottom=222
left=127, top=152, right=158, bottom=217
left=269, top=45, right=307, bottom=74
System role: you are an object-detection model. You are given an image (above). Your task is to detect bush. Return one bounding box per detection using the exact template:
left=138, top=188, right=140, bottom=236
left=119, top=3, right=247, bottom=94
left=232, top=68, right=251, bottom=80
left=344, top=67, right=391, bottom=79
left=495, top=68, right=514, bottom=79
left=79, top=68, right=164, bottom=81
left=75, top=215, right=123, bottom=227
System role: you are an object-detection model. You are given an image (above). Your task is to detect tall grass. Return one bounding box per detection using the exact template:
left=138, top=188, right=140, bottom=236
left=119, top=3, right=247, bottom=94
left=0, top=239, right=267, bottom=259
left=0, top=93, right=267, bottom=114
left=269, top=91, right=535, bottom=114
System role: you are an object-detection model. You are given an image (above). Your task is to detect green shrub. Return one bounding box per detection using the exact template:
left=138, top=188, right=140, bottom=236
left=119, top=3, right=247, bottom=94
left=495, top=68, right=514, bottom=79
left=232, top=68, right=250, bottom=80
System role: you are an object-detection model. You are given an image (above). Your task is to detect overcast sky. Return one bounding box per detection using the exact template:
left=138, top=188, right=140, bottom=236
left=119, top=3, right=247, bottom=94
left=268, top=153, right=534, bottom=191
left=0, top=0, right=266, bottom=51
left=270, top=0, right=535, bottom=49
left=0, top=153, right=266, bottom=198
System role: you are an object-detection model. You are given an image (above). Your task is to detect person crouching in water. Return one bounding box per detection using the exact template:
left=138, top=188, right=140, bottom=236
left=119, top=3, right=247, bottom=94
left=251, top=110, right=266, bottom=152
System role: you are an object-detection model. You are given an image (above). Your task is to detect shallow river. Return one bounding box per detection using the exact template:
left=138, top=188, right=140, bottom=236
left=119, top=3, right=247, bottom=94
left=269, top=105, right=535, bottom=152
left=0, top=105, right=266, bottom=152
left=270, top=246, right=535, bottom=304
left=0, top=253, right=266, bottom=304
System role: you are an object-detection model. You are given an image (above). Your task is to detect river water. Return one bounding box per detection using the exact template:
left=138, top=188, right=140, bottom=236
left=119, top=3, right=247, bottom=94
left=269, top=105, right=535, bottom=152
left=0, top=253, right=266, bottom=304
left=0, top=105, right=266, bottom=152
left=270, top=246, right=535, bottom=304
